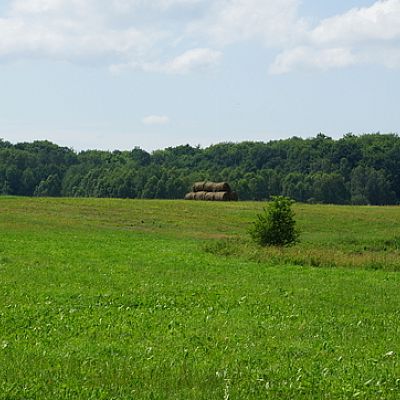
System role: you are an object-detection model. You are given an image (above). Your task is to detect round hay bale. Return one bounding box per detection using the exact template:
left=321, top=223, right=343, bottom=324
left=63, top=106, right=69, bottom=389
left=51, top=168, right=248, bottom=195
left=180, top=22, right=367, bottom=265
left=204, top=181, right=216, bottom=192
left=214, top=182, right=231, bottom=192
left=205, top=192, right=216, bottom=201
left=194, top=191, right=207, bottom=200
left=193, top=182, right=206, bottom=192
left=213, top=191, right=230, bottom=201
left=202, top=181, right=231, bottom=192
left=184, top=192, right=195, bottom=200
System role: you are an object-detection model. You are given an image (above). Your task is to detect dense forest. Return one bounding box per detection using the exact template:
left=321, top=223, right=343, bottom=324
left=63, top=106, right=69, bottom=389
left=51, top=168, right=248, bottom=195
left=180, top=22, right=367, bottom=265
left=1, top=133, right=400, bottom=205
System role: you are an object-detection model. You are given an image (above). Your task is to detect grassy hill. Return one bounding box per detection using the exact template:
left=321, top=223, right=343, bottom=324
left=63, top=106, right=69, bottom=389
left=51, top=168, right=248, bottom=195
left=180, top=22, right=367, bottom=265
left=1, top=197, right=400, bottom=399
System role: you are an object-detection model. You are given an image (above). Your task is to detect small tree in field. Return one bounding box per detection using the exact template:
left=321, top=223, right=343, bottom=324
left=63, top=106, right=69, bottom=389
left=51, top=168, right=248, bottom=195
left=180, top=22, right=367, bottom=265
left=249, top=196, right=299, bottom=246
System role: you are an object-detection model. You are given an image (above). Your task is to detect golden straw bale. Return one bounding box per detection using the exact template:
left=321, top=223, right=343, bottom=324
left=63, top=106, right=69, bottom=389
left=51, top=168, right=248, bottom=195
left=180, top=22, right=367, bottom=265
left=213, top=191, right=230, bottom=201
left=203, top=181, right=215, bottom=192
left=192, top=182, right=206, bottom=192
left=214, top=182, right=231, bottom=192
left=194, top=191, right=207, bottom=200
left=184, top=192, right=196, bottom=200
left=205, top=192, right=216, bottom=201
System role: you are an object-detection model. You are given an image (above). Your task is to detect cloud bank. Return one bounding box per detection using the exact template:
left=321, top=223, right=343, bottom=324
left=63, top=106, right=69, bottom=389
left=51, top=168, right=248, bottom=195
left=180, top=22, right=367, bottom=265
left=270, top=0, right=400, bottom=73
left=0, top=0, right=400, bottom=73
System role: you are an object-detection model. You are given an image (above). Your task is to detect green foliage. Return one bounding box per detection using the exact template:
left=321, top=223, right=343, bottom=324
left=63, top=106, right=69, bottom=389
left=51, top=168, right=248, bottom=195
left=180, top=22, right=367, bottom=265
left=249, top=196, right=299, bottom=246
left=34, top=174, right=61, bottom=197
left=2, top=133, right=400, bottom=204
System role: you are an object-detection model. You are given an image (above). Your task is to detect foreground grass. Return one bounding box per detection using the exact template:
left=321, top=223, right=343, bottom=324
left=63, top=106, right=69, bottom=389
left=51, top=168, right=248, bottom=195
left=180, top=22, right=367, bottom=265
left=1, top=197, right=400, bottom=399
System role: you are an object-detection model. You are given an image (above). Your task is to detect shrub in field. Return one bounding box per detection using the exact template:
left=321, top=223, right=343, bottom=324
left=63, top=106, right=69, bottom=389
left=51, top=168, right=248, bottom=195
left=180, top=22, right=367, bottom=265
left=249, top=196, right=299, bottom=246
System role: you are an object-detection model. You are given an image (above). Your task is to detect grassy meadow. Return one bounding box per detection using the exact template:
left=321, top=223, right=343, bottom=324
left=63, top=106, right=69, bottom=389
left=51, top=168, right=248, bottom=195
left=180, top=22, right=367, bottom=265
left=1, top=197, right=400, bottom=399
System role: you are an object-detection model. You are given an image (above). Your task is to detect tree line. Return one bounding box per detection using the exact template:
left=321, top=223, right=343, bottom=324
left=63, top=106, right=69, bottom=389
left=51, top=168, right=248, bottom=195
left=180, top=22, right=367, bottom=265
left=1, top=133, right=400, bottom=205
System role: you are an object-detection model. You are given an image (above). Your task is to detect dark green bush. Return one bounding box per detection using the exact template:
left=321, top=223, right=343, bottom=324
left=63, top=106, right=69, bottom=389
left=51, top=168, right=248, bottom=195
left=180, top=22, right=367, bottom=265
left=249, top=196, right=299, bottom=246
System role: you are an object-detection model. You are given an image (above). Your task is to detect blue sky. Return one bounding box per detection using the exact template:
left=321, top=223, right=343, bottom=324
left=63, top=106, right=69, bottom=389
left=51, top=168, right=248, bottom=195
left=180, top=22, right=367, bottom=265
left=0, top=0, right=399, bottom=151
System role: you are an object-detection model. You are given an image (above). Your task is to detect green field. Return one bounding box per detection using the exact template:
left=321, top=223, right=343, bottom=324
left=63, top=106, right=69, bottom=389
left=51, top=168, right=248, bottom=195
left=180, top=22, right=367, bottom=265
left=1, top=197, right=400, bottom=399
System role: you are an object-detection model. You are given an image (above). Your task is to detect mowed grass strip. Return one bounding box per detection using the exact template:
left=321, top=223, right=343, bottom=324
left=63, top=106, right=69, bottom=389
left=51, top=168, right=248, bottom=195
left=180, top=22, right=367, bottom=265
left=0, top=197, right=400, bottom=399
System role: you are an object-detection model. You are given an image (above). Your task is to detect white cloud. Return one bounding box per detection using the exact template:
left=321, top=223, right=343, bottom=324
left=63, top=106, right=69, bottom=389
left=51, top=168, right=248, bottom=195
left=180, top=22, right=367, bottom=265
left=0, top=0, right=223, bottom=73
left=142, top=115, right=170, bottom=125
left=0, top=18, right=158, bottom=62
left=0, top=0, right=166, bottom=64
left=270, top=47, right=357, bottom=74
left=11, top=0, right=70, bottom=14
left=188, top=0, right=305, bottom=46
left=311, top=0, right=400, bottom=45
left=162, top=47, right=222, bottom=73
left=2, top=0, right=400, bottom=74
left=271, top=0, right=400, bottom=73
left=111, top=47, right=222, bottom=74
left=152, top=0, right=204, bottom=10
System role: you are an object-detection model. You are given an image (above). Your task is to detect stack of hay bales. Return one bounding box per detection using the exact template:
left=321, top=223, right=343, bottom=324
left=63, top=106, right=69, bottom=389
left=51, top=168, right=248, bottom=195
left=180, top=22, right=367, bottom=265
left=185, top=181, right=238, bottom=201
